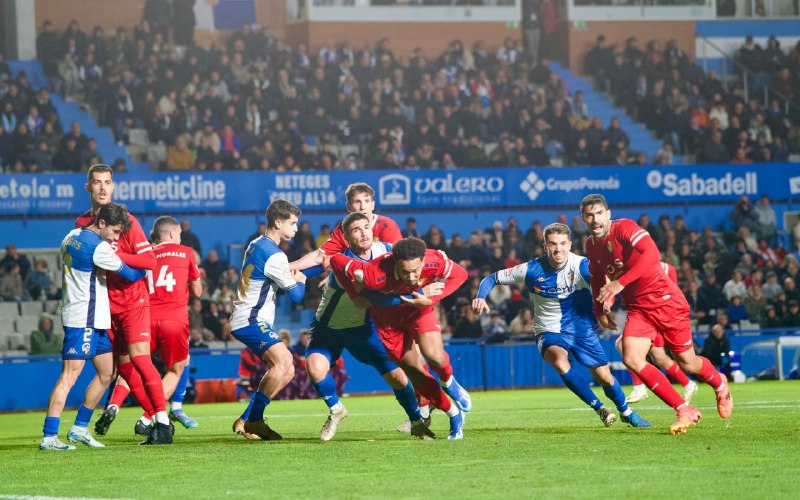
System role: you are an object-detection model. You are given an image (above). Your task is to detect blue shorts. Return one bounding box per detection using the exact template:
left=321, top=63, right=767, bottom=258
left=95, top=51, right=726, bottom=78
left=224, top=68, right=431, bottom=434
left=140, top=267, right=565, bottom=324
left=232, top=321, right=281, bottom=358
left=537, top=331, right=608, bottom=369
left=63, top=327, right=110, bottom=360
left=306, top=320, right=397, bottom=375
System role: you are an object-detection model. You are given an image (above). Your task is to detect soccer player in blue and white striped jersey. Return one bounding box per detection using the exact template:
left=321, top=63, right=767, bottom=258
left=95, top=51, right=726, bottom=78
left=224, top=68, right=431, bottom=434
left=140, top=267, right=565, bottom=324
left=473, top=222, right=650, bottom=429
left=41, top=203, right=147, bottom=451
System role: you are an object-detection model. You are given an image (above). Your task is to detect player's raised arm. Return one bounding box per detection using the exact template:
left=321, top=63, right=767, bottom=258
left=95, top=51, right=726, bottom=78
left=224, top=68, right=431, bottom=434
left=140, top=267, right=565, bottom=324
left=265, top=252, right=306, bottom=303
left=115, top=217, right=157, bottom=270
left=474, top=263, right=527, bottom=314
left=93, top=241, right=146, bottom=282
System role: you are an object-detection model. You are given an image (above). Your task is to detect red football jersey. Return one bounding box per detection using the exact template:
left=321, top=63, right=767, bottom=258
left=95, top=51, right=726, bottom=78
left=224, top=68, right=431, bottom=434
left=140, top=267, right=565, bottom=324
left=76, top=210, right=154, bottom=314
left=147, top=242, right=201, bottom=322
left=330, top=249, right=467, bottom=316
left=661, top=262, right=678, bottom=284
left=320, top=214, right=402, bottom=255
left=585, top=218, right=687, bottom=316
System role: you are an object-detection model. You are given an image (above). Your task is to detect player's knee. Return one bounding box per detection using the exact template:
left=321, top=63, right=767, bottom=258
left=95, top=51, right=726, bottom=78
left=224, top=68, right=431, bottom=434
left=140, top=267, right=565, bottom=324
left=623, top=354, right=645, bottom=372
left=383, top=368, right=407, bottom=389
left=306, top=355, right=329, bottom=382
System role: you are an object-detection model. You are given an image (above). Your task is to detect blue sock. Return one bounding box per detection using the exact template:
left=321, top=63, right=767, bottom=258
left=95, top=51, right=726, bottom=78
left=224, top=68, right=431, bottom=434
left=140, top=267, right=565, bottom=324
left=561, top=368, right=603, bottom=410
left=43, top=416, right=60, bottom=438
left=172, top=368, right=190, bottom=405
left=74, top=405, right=94, bottom=429
left=311, top=374, right=339, bottom=409
left=602, top=378, right=630, bottom=414
left=247, top=392, right=271, bottom=422
left=393, top=381, right=422, bottom=421
left=240, top=397, right=255, bottom=421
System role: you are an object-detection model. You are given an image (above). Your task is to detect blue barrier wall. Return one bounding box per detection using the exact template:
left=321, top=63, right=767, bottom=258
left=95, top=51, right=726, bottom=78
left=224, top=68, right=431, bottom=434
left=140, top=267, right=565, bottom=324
left=3, top=332, right=796, bottom=411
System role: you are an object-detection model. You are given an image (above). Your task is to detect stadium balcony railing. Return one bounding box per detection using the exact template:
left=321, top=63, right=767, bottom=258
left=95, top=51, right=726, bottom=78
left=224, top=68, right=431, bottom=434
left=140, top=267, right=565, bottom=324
left=289, top=0, right=521, bottom=23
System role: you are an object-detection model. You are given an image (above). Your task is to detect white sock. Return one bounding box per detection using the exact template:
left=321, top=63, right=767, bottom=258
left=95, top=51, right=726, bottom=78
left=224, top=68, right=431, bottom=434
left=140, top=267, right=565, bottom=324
left=171, top=402, right=183, bottom=412
left=139, top=415, right=152, bottom=426
left=154, top=411, right=169, bottom=425
left=107, top=404, right=119, bottom=412
left=622, top=409, right=633, bottom=417
left=632, top=384, right=645, bottom=390
left=70, top=425, right=88, bottom=435
left=442, top=376, right=454, bottom=388
left=419, top=404, right=431, bottom=419
left=445, top=405, right=460, bottom=418
left=330, top=402, right=344, bottom=413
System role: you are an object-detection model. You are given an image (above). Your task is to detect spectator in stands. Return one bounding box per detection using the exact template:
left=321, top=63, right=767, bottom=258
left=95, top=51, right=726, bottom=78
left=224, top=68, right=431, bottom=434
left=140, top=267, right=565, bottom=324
left=180, top=219, right=202, bottom=256
left=211, top=282, right=235, bottom=317
left=754, top=194, right=777, bottom=242
left=701, top=324, right=731, bottom=379
left=729, top=196, right=758, bottom=234
left=784, top=301, right=800, bottom=327
left=508, top=306, right=534, bottom=336
left=761, top=305, right=782, bottom=329
left=30, top=313, right=61, bottom=355
left=727, top=295, right=749, bottom=325
left=203, top=300, right=231, bottom=341
left=0, top=262, right=29, bottom=301
left=0, top=244, right=31, bottom=280
left=24, top=259, right=52, bottom=300
left=201, top=250, right=226, bottom=293
left=166, top=134, right=195, bottom=170
left=56, top=52, right=82, bottom=101
left=744, top=283, right=767, bottom=324
left=452, top=305, right=483, bottom=339
left=723, top=270, right=747, bottom=302
left=698, top=273, right=725, bottom=324
left=762, top=271, right=783, bottom=301
left=699, top=130, right=729, bottom=163
left=52, top=136, right=83, bottom=171
left=189, top=297, right=213, bottom=342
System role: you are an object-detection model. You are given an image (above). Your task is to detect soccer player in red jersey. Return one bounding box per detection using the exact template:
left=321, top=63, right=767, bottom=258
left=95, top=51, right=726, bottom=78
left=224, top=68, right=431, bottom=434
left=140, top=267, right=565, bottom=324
left=76, top=164, right=171, bottom=444
left=580, top=194, right=732, bottom=434
left=618, top=261, right=698, bottom=404
left=330, top=238, right=471, bottom=439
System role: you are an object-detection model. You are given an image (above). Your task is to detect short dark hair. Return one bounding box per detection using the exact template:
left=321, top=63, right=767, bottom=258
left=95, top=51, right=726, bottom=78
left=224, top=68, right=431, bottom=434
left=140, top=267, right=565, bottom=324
left=544, top=222, right=571, bottom=240
left=580, top=193, right=608, bottom=213
left=345, top=183, right=374, bottom=203
left=95, top=202, right=131, bottom=232
left=87, top=163, right=113, bottom=183
left=150, top=215, right=180, bottom=243
left=392, top=238, right=427, bottom=262
left=266, top=199, right=301, bottom=228
left=342, top=212, right=369, bottom=234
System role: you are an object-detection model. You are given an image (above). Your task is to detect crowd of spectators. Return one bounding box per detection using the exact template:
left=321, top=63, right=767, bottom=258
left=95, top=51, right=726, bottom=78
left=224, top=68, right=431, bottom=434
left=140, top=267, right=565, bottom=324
left=585, top=34, right=800, bottom=163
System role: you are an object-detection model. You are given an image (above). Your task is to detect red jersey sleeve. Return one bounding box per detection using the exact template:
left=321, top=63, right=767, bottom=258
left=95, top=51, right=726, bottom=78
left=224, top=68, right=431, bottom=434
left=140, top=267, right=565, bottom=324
left=615, top=220, right=662, bottom=288
left=428, top=251, right=468, bottom=304
left=665, top=263, right=678, bottom=284
left=320, top=224, right=347, bottom=255
left=187, top=248, right=201, bottom=281
left=586, top=246, right=606, bottom=317
left=330, top=254, right=361, bottom=299
left=376, top=216, right=402, bottom=244
left=118, top=216, right=157, bottom=270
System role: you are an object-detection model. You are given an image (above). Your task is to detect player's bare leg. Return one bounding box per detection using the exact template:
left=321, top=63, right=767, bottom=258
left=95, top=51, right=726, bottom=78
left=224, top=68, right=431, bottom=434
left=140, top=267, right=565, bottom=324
left=41, top=359, right=85, bottom=451
left=242, top=343, right=294, bottom=440
left=672, top=348, right=732, bottom=419
left=649, top=345, right=698, bottom=402
left=168, top=357, right=197, bottom=428
left=616, top=336, right=648, bottom=403
left=623, top=336, right=700, bottom=434
left=416, top=329, right=472, bottom=412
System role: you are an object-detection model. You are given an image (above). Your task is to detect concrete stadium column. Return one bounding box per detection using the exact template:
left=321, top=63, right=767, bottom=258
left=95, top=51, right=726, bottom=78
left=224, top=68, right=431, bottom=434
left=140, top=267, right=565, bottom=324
left=2, top=0, right=37, bottom=59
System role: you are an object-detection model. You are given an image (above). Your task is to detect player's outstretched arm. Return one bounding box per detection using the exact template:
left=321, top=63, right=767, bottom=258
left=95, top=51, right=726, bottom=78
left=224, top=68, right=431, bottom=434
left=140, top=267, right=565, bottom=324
left=117, top=249, right=157, bottom=271
left=266, top=253, right=307, bottom=303
left=473, top=273, right=497, bottom=315
left=93, top=243, right=146, bottom=282
left=428, top=258, right=468, bottom=304
left=290, top=248, right=326, bottom=271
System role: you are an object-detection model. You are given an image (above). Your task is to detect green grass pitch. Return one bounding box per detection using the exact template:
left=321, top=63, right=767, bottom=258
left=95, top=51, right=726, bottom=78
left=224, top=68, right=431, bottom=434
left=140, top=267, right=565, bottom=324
left=1, top=381, right=797, bottom=499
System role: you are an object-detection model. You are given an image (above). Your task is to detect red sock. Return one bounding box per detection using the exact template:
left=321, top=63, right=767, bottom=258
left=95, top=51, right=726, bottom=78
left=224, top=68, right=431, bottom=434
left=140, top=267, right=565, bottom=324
left=666, top=362, right=691, bottom=387
left=108, top=382, right=130, bottom=408
left=407, top=370, right=452, bottom=413
left=695, top=356, right=724, bottom=390
left=628, top=369, right=643, bottom=385
left=429, top=353, right=454, bottom=384
left=638, top=363, right=686, bottom=410
left=130, top=354, right=167, bottom=413
left=117, top=361, right=155, bottom=416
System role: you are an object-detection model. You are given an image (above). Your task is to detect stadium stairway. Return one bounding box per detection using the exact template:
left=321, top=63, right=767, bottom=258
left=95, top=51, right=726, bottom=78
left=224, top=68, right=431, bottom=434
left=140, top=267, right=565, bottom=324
left=8, top=60, right=149, bottom=173
left=549, top=61, right=684, bottom=165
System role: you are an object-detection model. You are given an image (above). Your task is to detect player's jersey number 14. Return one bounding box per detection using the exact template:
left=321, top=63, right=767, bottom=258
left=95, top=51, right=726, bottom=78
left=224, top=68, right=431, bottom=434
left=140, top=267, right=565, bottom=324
left=147, top=266, right=177, bottom=293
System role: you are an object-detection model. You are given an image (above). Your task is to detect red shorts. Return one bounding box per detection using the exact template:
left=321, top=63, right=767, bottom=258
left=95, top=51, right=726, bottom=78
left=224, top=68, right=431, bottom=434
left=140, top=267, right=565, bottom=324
left=151, top=319, right=189, bottom=368
left=373, top=306, right=441, bottom=361
left=110, top=306, right=152, bottom=356
left=624, top=302, right=693, bottom=353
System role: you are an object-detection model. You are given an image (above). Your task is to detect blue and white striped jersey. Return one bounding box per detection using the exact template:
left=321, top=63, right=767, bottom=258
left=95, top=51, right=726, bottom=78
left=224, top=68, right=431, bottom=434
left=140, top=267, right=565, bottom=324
left=60, top=228, right=124, bottom=329
left=314, top=242, right=391, bottom=330
left=494, top=252, right=597, bottom=336
left=230, top=236, right=300, bottom=330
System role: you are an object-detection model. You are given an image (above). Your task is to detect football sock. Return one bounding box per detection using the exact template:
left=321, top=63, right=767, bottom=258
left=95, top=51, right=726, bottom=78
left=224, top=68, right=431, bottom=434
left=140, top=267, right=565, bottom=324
left=108, top=381, right=130, bottom=408
left=139, top=416, right=152, bottom=426
left=247, top=392, right=271, bottom=422
left=602, top=379, right=630, bottom=414
left=628, top=369, right=643, bottom=386
left=43, top=416, right=59, bottom=438
left=561, top=368, right=602, bottom=411
left=666, top=362, right=691, bottom=386
left=154, top=411, right=169, bottom=425
left=311, top=373, right=339, bottom=409
left=409, top=370, right=453, bottom=413
left=72, top=404, right=93, bottom=430
left=117, top=361, right=155, bottom=416
left=445, top=405, right=460, bottom=418
left=419, top=403, right=430, bottom=419
left=239, top=397, right=254, bottom=421
left=172, top=367, right=190, bottom=405
left=695, top=356, right=725, bottom=390
left=171, top=402, right=183, bottom=413
left=131, top=354, right=167, bottom=413
left=431, top=354, right=454, bottom=385
left=393, top=380, right=422, bottom=421
left=416, top=391, right=430, bottom=409
left=638, top=363, right=686, bottom=409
